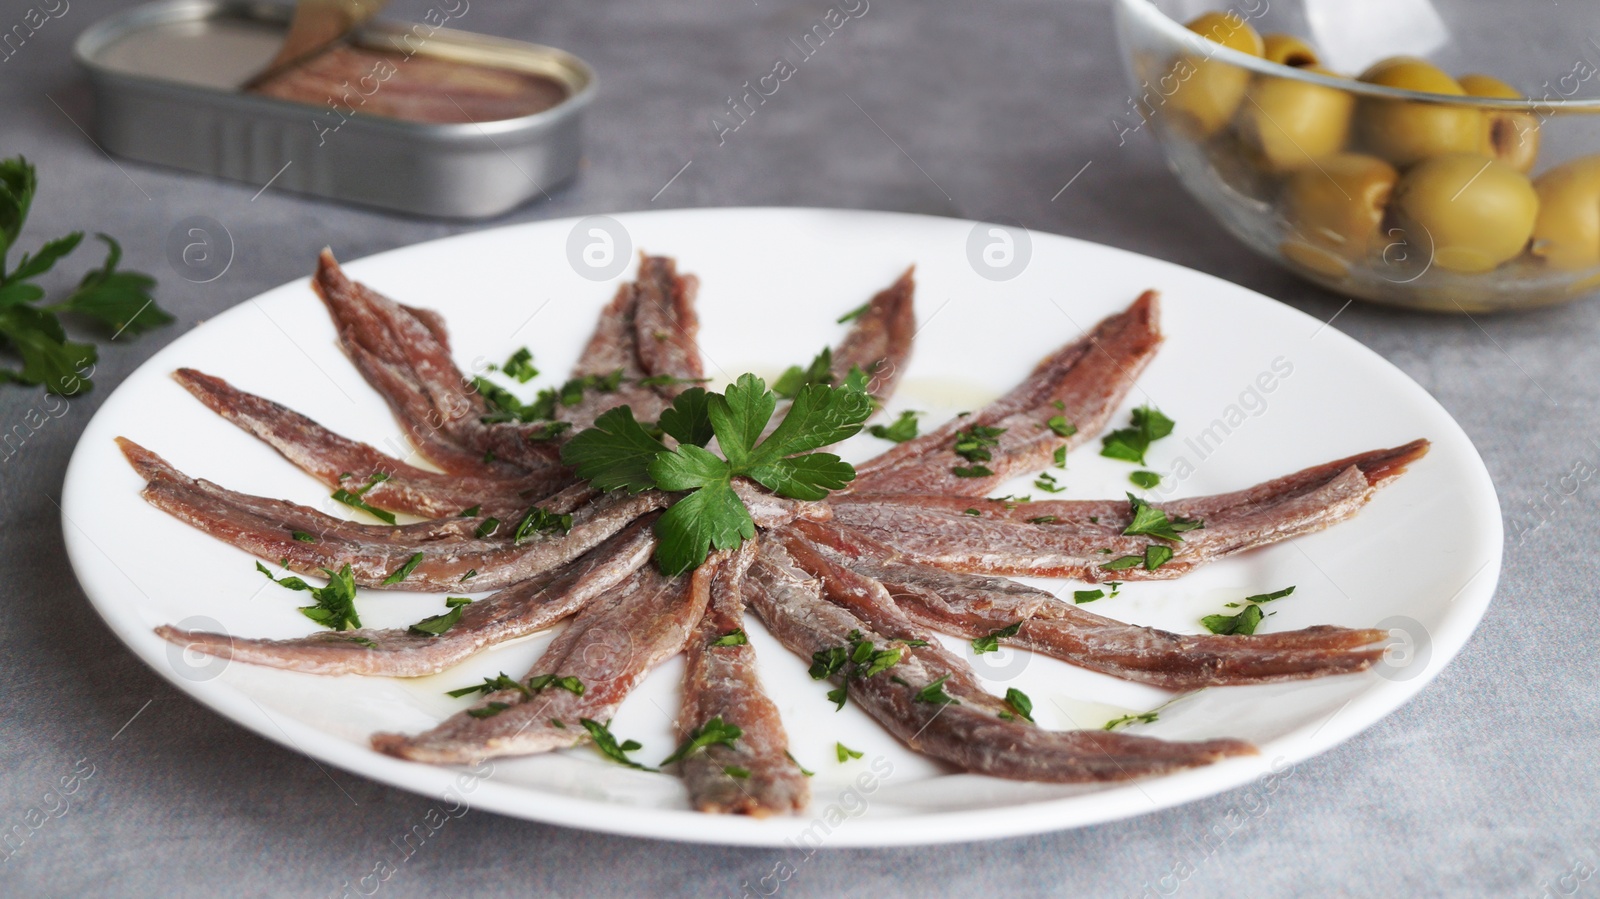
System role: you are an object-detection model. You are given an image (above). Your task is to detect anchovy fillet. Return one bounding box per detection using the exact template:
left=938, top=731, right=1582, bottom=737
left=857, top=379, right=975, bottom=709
left=175, top=368, right=565, bottom=519
left=833, top=441, right=1429, bottom=581
left=789, top=519, right=1388, bottom=690
left=119, top=438, right=664, bottom=591
left=675, top=540, right=808, bottom=816
left=849, top=292, right=1162, bottom=496
left=747, top=541, right=1255, bottom=782
left=153, top=518, right=657, bottom=677
left=371, top=562, right=707, bottom=764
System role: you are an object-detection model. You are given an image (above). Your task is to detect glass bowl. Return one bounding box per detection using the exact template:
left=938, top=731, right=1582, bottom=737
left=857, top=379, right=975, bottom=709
left=1112, top=0, right=1600, bottom=313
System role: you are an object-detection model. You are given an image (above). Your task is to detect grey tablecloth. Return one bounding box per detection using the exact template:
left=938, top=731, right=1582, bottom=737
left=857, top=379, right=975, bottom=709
left=2, top=0, right=1593, bottom=896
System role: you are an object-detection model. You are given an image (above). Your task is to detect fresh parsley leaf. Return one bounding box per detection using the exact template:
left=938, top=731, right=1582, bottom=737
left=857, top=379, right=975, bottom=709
left=836, top=301, right=872, bottom=324
left=868, top=410, right=919, bottom=443
left=964, top=508, right=982, bottom=516
left=773, top=347, right=834, bottom=399
left=652, top=480, right=754, bottom=575
left=291, top=530, right=318, bottom=543
left=752, top=380, right=873, bottom=464
left=1099, top=554, right=1144, bottom=571
left=0, top=304, right=96, bottom=395
left=913, top=675, right=959, bottom=706
left=502, top=347, right=538, bottom=383
left=1073, top=589, right=1105, bottom=604
left=972, top=621, right=1022, bottom=654
left=711, top=374, right=779, bottom=468
left=1027, top=515, right=1058, bottom=524
left=661, top=716, right=742, bottom=765
left=952, top=465, right=993, bottom=478
left=1100, top=405, right=1175, bottom=465
left=468, top=701, right=511, bottom=719
left=446, top=672, right=528, bottom=698
left=1203, top=607, right=1267, bottom=636
left=1046, top=415, right=1077, bottom=438
left=560, top=405, right=668, bottom=492
left=1053, top=446, right=1067, bottom=468
left=0, top=156, right=39, bottom=263
left=724, top=765, right=751, bottom=779
left=825, top=686, right=849, bottom=710
left=1130, top=470, right=1161, bottom=489
left=9, top=231, right=80, bottom=284
left=953, top=425, right=1005, bottom=463
left=50, top=235, right=171, bottom=337
left=409, top=597, right=471, bottom=636
left=580, top=718, right=656, bottom=771
left=809, top=646, right=849, bottom=680
left=746, top=451, right=856, bottom=502
left=1121, top=494, right=1202, bottom=542
left=331, top=473, right=396, bottom=524
left=649, top=442, right=732, bottom=491
left=1004, top=688, right=1035, bottom=723
left=712, top=629, right=748, bottom=647
left=513, top=506, right=572, bottom=544
left=787, top=751, right=815, bottom=777
left=381, top=552, right=424, bottom=586
left=459, top=505, right=481, bottom=517
left=526, top=673, right=585, bottom=695
left=1104, top=711, right=1159, bottom=730
left=1202, top=586, right=1294, bottom=634
left=1144, top=544, right=1174, bottom=570
left=1034, top=471, right=1065, bottom=494
left=262, top=563, right=362, bottom=631
left=474, top=517, right=500, bottom=539
left=656, top=387, right=715, bottom=448
left=836, top=742, right=864, bottom=762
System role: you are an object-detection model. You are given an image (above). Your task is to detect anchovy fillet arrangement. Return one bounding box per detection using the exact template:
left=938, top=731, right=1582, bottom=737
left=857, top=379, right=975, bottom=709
left=125, top=251, right=1428, bottom=815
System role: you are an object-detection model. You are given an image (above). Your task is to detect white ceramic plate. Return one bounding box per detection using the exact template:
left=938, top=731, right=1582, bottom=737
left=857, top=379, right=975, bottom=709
left=62, top=208, right=1501, bottom=846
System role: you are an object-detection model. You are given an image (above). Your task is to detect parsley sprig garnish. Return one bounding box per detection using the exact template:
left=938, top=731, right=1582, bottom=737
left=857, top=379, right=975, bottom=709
left=409, top=597, right=471, bottom=636
left=0, top=156, right=172, bottom=395
left=1121, top=494, right=1203, bottom=542
left=1001, top=687, right=1034, bottom=722
left=772, top=346, right=872, bottom=399
left=972, top=621, right=1022, bottom=654
left=868, top=410, right=919, bottom=443
left=1202, top=585, right=1296, bottom=635
left=562, top=374, right=874, bottom=574
left=332, top=472, right=396, bottom=525
left=808, top=629, right=904, bottom=710
left=1100, top=406, right=1174, bottom=465
left=256, top=562, right=361, bottom=631
left=580, top=718, right=655, bottom=771
left=661, top=716, right=742, bottom=766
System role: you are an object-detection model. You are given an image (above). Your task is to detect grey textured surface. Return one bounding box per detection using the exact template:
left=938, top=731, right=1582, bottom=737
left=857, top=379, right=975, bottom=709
left=1, top=0, right=1594, bottom=896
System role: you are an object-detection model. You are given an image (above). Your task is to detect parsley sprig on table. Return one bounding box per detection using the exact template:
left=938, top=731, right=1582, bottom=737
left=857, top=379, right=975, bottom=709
left=0, top=156, right=172, bottom=395
left=561, top=374, right=875, bottom=574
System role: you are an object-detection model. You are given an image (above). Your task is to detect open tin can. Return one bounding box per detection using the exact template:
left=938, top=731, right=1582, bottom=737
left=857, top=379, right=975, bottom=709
left=74, top=0, right=595, bottom=218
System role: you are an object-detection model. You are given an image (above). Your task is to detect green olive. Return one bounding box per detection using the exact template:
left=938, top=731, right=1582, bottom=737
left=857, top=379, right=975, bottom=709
left=1357, top=57, right=1482, bottom=167
left=1459, top=73, right=1540, bottom=173
left=1392, top=153, right=1538, bottom=273
left=1237, top=65, right=1353, bottom=171
left=1262, top=34, right=1320, bottom=68
left=1530, top=155, right=1600, bottom=270
left=1166, top=12, right=1265, bottom=137
left=1279, top=153, right=1399, bottom=278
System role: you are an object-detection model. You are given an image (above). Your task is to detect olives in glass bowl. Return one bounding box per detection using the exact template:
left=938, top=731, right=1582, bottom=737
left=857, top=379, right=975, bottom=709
left=1113, top=0, right=1600, bottom=312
